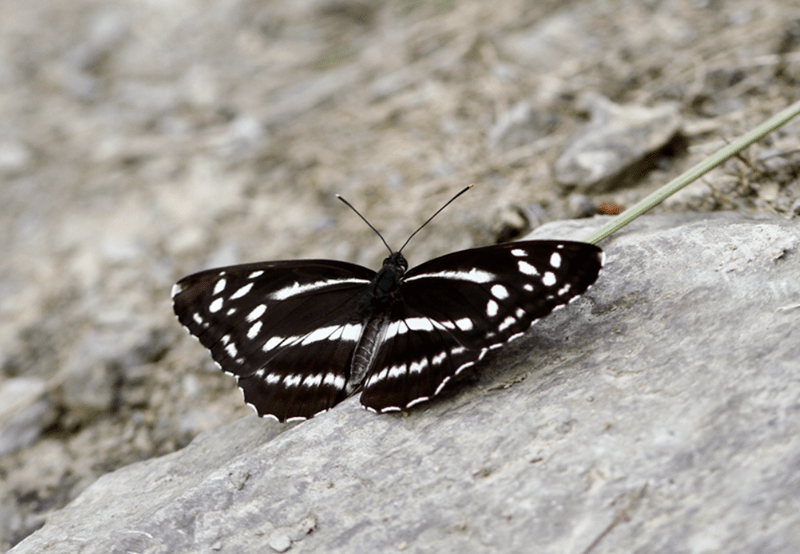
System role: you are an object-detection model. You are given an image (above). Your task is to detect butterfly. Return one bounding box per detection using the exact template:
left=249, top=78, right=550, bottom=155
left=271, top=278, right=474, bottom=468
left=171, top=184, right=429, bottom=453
left=172, top=187, right=603, bottom=422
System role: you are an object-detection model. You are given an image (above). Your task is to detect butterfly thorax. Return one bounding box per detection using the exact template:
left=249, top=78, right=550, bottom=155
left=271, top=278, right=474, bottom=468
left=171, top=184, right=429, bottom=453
left=358, top=251, right=408, bottom=317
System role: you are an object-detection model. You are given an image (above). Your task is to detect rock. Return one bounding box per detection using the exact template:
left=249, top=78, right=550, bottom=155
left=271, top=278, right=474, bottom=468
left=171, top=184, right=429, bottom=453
left=500, top=12, right=591, bottom=71
left=54, top=322, right=169, bottom=427
left=0, top=378, right=57, bottom=458
left=0, top=141, right=32, bottom=176
left=555, top=96, right=681, bottom=192
left=10, top=213, right=800, bottom=554
left=212, top=114, right=268, bottom=161
left=488, top=101, right=558, bottom=151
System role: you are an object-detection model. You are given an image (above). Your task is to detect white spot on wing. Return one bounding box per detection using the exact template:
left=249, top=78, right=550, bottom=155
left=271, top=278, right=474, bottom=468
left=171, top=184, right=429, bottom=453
left=301, top=326, right=336, bottom=345
left=455, top=361, right=475, bottom=375
left=406, top=317, right=435, bottom=332
left=455, top=318, right=473, bottom=331
left=550, top=252, right=562, bottom=268
left=213, top=278, right=227, bottom=296
left=339, top=323, right=363, bottom=341
left=271, top=278, right=370, bottom=300
left=486, top=299, right=498, bottom=317
left=248, top=270, right=264, bottom=279
left=209, top=297, right=223, bottom=313
left=511, top=248, right=527, bottom=257
left=302, top=374, right=322, bottom=388
left=388, top=364, right=407, bottom=379
left=406, top=396, right=430, bottom=408
left=406, top=268, right=495, bottom=284
left=230, top=283, right=254, bottom=300
left=265, top=373, right=281, bottom=384
left=498, top=316, right=516, bottom=332
left=434, top=376, right=451, bottom=394
left=225, top=343, right=238, bottom=358
left=263, top=336, right=285, bottom=352
left=432, top=352, right=447, bottom=366
left=171, top=283, right=184, bottom=298
left=524, top=284, right=534, bottom=292
left=246, top=304, right=267, bottom=322
left=518, top=261, right=539, bottom=276
left=297, top=323, right=363, bottom=346
left=323, top=373, right=345, bottom=390
left=284, top=374, right=302, bottom=388
left=543, top=271, right=557, bottom=287
left=192, top=313, right=204, bottom=325
left=491, top=284, right=509, bottom=300
left=247, top=321, right=263, bottom=339
left=385, top=320, right=407, bottom=340
left=409, top=358, right=429, bottom=374
left=557, top=283, right=572, bottom=296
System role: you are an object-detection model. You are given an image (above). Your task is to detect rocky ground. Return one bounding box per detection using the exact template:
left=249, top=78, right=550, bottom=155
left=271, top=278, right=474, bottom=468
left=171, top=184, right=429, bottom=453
left=1, top=0, right=799, bottom=550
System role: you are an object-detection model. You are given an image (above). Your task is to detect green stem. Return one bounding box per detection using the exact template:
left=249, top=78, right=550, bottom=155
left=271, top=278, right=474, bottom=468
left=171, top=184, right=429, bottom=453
left=583, top=99, right=800, bottom=245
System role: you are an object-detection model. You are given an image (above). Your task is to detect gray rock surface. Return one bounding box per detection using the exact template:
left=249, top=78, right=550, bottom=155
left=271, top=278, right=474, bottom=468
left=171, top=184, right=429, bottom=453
left=555, top=96, right=681, bottom=192
left=0, top=378, right=56, bottom=458
left=488, top=101, right=557, bottom=151
left=11, top=213, right=800, bottom=554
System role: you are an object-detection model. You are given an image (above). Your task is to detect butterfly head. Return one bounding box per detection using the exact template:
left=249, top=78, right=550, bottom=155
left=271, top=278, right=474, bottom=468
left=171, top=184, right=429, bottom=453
left=383, top=251, right=408, bottom=274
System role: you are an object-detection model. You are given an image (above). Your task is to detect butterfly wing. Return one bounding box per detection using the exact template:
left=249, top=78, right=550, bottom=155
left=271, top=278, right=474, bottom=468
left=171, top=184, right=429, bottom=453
left=172, top=260, right=375, bottom=421
left=359, top=240, right=603, bottom=413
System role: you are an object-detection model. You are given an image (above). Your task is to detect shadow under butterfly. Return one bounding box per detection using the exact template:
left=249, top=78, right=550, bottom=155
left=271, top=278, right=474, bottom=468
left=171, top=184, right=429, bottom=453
left=172, top=187, right=603, bottom=422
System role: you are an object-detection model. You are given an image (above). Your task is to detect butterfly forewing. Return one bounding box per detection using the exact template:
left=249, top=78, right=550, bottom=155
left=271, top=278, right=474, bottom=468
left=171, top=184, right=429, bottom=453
left=359, top=240, right=603, bottom=413
left=172, top=259, right=375, bottom=421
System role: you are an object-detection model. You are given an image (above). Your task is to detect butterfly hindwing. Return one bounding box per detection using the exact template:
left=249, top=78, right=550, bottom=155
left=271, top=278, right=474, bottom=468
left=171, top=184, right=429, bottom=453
left=359, top=241, right=603, bottom=413
left=358, top=307, right=479, bottom=413
left=172, top=260, right=375, bottom=421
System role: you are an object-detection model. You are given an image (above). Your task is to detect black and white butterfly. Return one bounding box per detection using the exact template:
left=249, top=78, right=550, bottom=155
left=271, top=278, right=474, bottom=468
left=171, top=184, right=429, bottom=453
left=172, top=187, right=603, bottom=422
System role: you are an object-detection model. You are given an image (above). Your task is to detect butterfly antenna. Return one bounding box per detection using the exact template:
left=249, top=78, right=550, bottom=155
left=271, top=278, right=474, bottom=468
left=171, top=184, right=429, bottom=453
left=397, top=185, right=472, bottom=253
left=336, top=194, right=394, bottom=255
